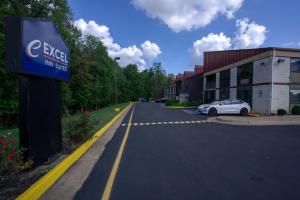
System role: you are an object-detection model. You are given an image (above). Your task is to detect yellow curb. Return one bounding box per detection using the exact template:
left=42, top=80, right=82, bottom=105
left=16, top=103, right=133, bottom=200
left=248, top=112, right=260, bottom=117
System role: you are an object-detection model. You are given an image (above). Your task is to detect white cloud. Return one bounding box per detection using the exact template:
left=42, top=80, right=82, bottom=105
left=141, top=40, right=162, bottom=59
left=191, top=18, right=267, bottom=65
left=192, top=33, right=232, bottom=64
left=132, top=0, right=244, bottom=32
left=74, top=19, right=161, bottom=70
left=233, top=18, right=267, bottom=49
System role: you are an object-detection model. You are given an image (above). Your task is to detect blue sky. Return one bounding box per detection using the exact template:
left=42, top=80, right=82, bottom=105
left=69, top=0, right=300, bottom=74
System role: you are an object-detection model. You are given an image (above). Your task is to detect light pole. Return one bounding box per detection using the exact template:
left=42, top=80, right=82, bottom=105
left=114, top=57, right=120, bottom=108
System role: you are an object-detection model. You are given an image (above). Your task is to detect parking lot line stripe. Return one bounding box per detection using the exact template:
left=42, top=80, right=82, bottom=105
left=140, top=123, right=144, bottom=126
left=101, top=104, right=135, bottom=200
left=152, top=122, right=156, bottom=125
left=121, top=124, right=126, bottom=126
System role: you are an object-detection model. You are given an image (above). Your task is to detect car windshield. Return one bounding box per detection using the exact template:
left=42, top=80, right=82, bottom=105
left=210, top=101, right=221, bottom=105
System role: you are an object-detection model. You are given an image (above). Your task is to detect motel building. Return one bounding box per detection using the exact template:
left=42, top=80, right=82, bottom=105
left=203, top=47, right=300, bottom=115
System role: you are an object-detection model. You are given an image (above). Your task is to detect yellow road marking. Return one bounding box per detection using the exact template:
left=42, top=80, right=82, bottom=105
left=16, top=103, right=133, bottom=200
left=101, top=104, right=135, bottom=200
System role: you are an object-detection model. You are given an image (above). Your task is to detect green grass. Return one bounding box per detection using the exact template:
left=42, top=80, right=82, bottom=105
left=89, top=102, right=129, bottom=135
left=62, top=102, right=129, bottom=138
left=1, top=102, right=130, bottom=147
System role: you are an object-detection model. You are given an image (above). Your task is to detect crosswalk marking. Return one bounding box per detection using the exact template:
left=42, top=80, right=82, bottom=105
left=120, top=120, right=209, bottom=127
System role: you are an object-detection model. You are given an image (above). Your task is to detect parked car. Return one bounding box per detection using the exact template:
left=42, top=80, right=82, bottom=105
left=197, top=99, right=251, bottom=116
left=139, top=97, right=148, bottom=102
left=155, top=98, right=168, bottom=103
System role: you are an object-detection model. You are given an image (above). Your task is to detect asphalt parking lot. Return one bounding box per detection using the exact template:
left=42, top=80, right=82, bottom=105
left=75, top=102, right=300, bottom=200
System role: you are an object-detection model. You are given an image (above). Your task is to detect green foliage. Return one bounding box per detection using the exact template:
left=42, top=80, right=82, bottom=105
left=277, top=109, right=287, bottom=116
left=0, top=1, right=170, bottom=129
left=166, top=99, right=194, bottom=107
left=0, top=131, right=25, bottom=173
left=291, top=105, right=300, bottom=115
left=63, top=110, right=96, bottom=143
left=165, top=99, right=178, bottom=106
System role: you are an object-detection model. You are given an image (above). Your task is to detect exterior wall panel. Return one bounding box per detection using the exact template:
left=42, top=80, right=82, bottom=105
left=252, top=85, right=272, bottom=114
left=253, top=57, right=272, bottom=84
left=272, top=57, right=290, bottom=83
left=271, top=85, right=290, bottom=113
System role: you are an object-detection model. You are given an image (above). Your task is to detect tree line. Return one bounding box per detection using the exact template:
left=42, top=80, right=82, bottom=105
left=0, top=0, right=171, bottom=129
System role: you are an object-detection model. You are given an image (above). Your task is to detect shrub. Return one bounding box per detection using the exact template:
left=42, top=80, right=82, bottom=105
left=291, top=105, right=300, bottom=115
left=165, top=100, right=194, bottom=107
left=277, top=109, right=287, bottom=116
left=165, top=99, right=178, bottom=106
left=0, top=132, right=29, bottom=174
left=64, top=110, right=96, bottom=143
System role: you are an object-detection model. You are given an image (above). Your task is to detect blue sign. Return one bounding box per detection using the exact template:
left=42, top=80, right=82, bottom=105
left=20, top=18, right=70, bottom=80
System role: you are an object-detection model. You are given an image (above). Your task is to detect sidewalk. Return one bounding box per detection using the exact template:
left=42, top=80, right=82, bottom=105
left=208, top=115, right=300, bottom=126
left=40, top=106, right=131, bottom=200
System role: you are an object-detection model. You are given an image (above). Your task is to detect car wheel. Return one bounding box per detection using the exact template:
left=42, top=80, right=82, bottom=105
left=208, top=108, right=217, bottom=116
left=240, top=108, right=248, bottom=116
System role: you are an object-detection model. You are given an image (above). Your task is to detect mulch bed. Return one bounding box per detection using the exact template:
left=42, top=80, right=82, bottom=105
left=0, top=139, right=80, bottom=200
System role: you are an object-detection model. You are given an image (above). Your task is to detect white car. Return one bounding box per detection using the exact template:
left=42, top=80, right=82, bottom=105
left=197, top=99, right=251, bottom=116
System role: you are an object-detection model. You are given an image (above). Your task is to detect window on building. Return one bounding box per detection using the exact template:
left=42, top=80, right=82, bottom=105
left=219, top=69, right=230, bottom=100
left=220, top=69, right=230, bottom=88
left=206, top=74, right=216, bottom=89
left=291, top=58, right=300, bottom=72
left=237, top=63, right=253, bottom=106
left=290, top=58, right=300, bottom=108
left=291, top=58, right=300, bottom=84
left=290, top=84, right=300, bottom=105
left=237, top=63, right=253, bottom=86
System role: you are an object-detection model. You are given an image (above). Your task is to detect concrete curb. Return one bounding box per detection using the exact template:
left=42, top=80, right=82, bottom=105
left=16, top=103, right=133, bottom=200
left=166, top=106, right=197, bottom=109
left=208, top=116, right=300, bottom=126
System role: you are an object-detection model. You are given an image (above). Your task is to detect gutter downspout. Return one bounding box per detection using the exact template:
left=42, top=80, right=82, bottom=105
left=271, top=49, right=275, bottom=114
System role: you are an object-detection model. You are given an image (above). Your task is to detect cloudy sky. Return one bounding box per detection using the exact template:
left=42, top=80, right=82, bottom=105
left=69, top=0, right=300, bottom=74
